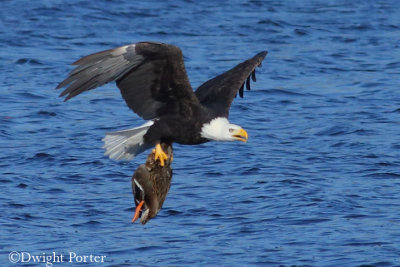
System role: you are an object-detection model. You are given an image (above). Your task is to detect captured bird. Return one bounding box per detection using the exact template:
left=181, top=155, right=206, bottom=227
left=131, top=143, right=173, bottom=225
left=57, top=42, right=267, bottom=166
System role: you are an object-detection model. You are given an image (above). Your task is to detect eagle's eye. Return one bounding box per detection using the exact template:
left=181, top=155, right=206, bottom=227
left=229, top=128, right=234, bottom=133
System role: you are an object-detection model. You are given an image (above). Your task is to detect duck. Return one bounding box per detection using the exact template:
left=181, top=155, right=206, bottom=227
left=131, top=143, right=173, bottom=224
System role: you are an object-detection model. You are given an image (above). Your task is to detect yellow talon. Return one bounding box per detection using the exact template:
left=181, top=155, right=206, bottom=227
left=153, top=143, right=168, bottom=166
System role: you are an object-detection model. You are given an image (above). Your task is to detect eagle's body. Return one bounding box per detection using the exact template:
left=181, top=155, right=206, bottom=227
left=57, top=42, right=267, bottom=165
left=145, top=112, right=208, bottom=145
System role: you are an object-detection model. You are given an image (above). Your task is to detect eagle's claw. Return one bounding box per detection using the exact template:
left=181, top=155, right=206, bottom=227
left=153, top=143, right=168, bottom=167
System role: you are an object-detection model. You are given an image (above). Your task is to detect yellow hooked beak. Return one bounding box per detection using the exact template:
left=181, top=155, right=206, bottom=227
left=231, top=128, right=248, bottom=143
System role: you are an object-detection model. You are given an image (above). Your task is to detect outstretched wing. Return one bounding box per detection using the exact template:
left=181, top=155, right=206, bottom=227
left=195, top=51, right=267, bottom=118
left=57, top=42, right=198, bottom=120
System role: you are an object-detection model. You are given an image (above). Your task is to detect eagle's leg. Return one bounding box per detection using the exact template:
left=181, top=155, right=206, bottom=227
left=152, top=143, right=168, bottom=167
left=132, top=200, right=144, bottom=223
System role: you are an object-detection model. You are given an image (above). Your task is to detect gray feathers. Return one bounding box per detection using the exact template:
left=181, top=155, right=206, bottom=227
left=57, top=42, right=195, bottom=120
left=102, top=121, right=154, bottom=160
left=57, top=44, right=143, bottom=101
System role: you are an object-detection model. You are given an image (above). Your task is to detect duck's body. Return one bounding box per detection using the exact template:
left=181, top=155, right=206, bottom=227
left=131, top=143, right=173, bottom=225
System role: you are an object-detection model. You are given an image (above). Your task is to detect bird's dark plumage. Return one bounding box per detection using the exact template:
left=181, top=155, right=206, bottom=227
left=195, top=51, right=267, bottom=117
left=58, top=42, right=199, bottom=120
left=57, top=42, right=267, bottom=162
left=131, top=143, right=173, bottom=224
left=57, top=42, right=266, bottom=119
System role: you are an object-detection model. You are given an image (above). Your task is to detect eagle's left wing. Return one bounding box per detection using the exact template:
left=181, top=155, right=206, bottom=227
left=57, top=42, right=198, bottom=120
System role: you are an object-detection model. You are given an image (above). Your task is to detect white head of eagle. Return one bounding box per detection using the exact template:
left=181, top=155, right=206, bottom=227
left=200, top=117, right=248, bottom=142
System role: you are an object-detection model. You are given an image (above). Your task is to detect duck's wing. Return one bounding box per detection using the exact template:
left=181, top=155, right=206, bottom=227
left=57, top=42, right=198, bottom=120
left=195, top=51, right=267, bottom=118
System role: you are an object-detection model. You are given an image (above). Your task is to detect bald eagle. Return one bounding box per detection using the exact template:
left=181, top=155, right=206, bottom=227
left=57, top=42, right=267, bottom=166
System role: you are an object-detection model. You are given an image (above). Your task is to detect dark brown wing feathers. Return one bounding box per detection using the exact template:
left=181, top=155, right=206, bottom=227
left=57, top=42, right=267, bottom=120
left=56, top=42, right=196, bottom=120
left=195, top=51, right=267, bottom=117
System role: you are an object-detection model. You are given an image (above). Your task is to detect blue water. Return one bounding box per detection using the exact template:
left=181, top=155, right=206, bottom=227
left=1, top=0, right=400, bottom=266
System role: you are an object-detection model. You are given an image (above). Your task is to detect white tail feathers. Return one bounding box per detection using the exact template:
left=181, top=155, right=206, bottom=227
left=102, top=121, right=154, bottom=160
